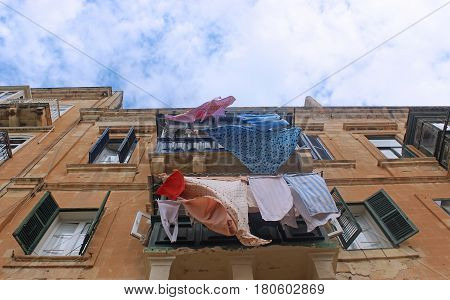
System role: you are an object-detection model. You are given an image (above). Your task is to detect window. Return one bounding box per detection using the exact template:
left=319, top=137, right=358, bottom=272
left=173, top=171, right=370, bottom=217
left=299, top=134, right=333, bottom=160
left=368, top=136, right=415, bottom=159
left=346, top=205, right=391, bottom=250
left=13, top=191, right=110, bottom=256
left=332, top=188, right=418, bottom=250
left=9, top=135, right=33, bottom=153
left=434, top=199, right=450, bottom=215
left=50, top=104, right=74, bottom=121
left=0, top=90, right=24, bottom=100
left=89, top=127, right=137, bottom=163
left=37, top=214, right=93, bottom=256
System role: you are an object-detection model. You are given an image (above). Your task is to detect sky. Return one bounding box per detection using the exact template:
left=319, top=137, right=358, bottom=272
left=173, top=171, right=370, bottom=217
left=0, top=0, right=449, bottom=108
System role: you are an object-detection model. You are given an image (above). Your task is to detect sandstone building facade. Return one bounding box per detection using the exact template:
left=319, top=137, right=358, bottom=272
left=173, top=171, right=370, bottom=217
left=0, top=85, right=448, bottom=279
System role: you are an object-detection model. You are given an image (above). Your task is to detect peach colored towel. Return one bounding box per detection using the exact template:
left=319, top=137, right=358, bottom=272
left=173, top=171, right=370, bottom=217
left=165, top=96, right=235, bottom=123
left=181, top=196, right=237, bottom=236
left=182, top=177, right=270, bottom=246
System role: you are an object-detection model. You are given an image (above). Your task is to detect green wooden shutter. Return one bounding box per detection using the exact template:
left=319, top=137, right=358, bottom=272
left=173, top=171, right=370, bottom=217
left=364, top=189, right=418, bottom=246
left=331, top=188, right=362, bottom=249
left=118, top=127, right=136, bottom=163
left=78, top=191, right=111, bottom=255
left=13, top=192, right=60, bottom=255
left=89, top=128, right=110, bottom=163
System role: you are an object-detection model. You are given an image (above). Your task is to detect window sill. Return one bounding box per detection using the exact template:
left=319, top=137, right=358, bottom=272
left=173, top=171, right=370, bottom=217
left=4, top=254, right=94, bottom=269
left=337, top=247, right=419, bottom=262
left=378, top=157, right=439, bottom=168
left=66, top=163, right=138, bottom=173
left=343, top=121, right=398, bottom=131
left=313, top=160, right=356, bottom=169
left=296, top=122, right=324, bottom=131
left=415, top=194, right=450, bottom=229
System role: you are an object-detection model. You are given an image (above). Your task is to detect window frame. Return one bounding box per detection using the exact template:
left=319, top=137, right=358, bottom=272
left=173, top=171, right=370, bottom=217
left=299, top=134, right=334, bottom=160
left=8, top=134, right=34, bottom=154
left=367, top=135, right=415, bottom=159
left=12, top=191, right=110, bottom=256
left=89, top=127, right=137, bottom=164
left=433, top=198, right=450, bottom=215
left=346, top=204, right=392, bottom=250
left=333, top=188, right=419, bottom=250
left=34, top=210, right=96, bottom=256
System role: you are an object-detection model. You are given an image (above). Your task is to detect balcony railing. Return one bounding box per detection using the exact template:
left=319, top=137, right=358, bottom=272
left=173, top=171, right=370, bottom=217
left=0, top=131, right=13, bottom=162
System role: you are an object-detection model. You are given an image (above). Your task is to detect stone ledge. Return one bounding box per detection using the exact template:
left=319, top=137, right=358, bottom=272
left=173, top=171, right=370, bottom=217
left=44, top=182, right=148, bottom=191
left=338, top=247, right=419, bottom=262
left=326, top=175, right=450, bottom=186
left=378, top=157, right=439, bottom=168
left=314, top=160, right=356, bottom=169
left=66, top=163, right=138, bottom=173
left=3, top=253, right=93, bottom=269
left=343, top=121, right=398, bottom=131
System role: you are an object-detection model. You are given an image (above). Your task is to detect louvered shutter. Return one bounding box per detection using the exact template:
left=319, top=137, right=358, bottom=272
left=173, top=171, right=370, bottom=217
left=89, top=128, right=110, bottom=163
left=331, top=188, right=362, bottom=249
left=78, top=191, right=110, bottom=255
left=364, top=189, right=418, bottom=246
left=13, top=192, right=60, bottom=255
left=118, top=127, right=136, bottom=163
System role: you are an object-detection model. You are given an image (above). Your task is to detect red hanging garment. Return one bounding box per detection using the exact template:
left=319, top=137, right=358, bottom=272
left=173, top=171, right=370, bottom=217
left=156, top=170, right=185, bottom=200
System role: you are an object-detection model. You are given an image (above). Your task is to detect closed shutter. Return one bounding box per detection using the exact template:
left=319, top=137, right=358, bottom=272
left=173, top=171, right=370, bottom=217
left=331, top=188, right=362, bottom=249
left=13, top=192, right=60, bottom=255
left=89, top=128, right=110, bottom=163
left=118, top=127, right=136, bottom=163
left=364, top=189, right=418, bottom=246
left=78, top=191, right=111, bottom=255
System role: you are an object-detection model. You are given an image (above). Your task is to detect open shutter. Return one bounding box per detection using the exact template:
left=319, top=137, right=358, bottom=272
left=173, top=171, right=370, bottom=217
left=13, top=192, right=60, bottom=255
left=89, top=128, right=110, bottom=163
left=78, top=191, right=111, bottom=255
left=118, top=127, right=136, bottom=163
left=130, top=211, right=151, bottom=242
left=331, top=188, right=362, bottom=249
left=364, top=189, right=418, bottom=246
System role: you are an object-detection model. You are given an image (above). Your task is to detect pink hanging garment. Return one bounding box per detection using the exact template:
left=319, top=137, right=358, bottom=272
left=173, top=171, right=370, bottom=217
left=180, top=196, right=237, bottom=236
left=165, top=96, right=235, bottom=123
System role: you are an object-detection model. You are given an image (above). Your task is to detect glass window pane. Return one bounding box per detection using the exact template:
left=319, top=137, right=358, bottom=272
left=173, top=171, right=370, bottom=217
left=368, top=138, right=401, bottom=148
left=420, top=125, right=438, bottom=154
left=381, top=149, right=399, bottom=159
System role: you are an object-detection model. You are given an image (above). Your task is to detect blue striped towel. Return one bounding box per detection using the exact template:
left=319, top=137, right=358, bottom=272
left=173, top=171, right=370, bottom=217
left=283, top=174, right=338, bottom=216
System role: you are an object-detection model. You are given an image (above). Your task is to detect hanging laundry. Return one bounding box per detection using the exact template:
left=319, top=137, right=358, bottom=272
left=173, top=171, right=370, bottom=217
left=248, top=176, right=293, bottom=221
left=284, top=174, right=338, bottom=215
left=156, top=170, right=185, bottom=200
left=158, top=200, right=181, bottom=242
left=237, top=113, right=280, bottom=122
left=204, top=126, right=301, bottom=174
left=245, top=119, right=289, bottom=131
left=180, top=196, right=237, bottom=236
left=289, top=187, right=340, bottom=232
left=284, top=174, right=340, bottom=232
left=165, top=96, right=235, bottom=123
left=182, top=177, right=270, bottom=246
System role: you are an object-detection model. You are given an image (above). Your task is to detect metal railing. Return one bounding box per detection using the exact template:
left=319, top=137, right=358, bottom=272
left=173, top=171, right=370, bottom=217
left=0, top=131, right=13, bottom=162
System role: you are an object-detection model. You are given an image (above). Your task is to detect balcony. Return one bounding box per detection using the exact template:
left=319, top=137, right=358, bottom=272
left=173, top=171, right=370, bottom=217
left=0, top=131, right=13, bottom=162
left=141, top=174, right=339, bottom=280
left=149, top=109, right=313, bottom=174
left=404, top=107, right=450, bottom=169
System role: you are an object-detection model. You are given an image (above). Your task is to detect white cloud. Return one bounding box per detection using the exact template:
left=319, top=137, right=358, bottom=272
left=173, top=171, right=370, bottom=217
left=0, top=0, right=449, bottom=108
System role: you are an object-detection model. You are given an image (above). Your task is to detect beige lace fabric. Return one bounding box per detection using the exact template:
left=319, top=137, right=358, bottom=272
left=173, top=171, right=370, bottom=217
left=182, top=177, right=271, bottom=246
